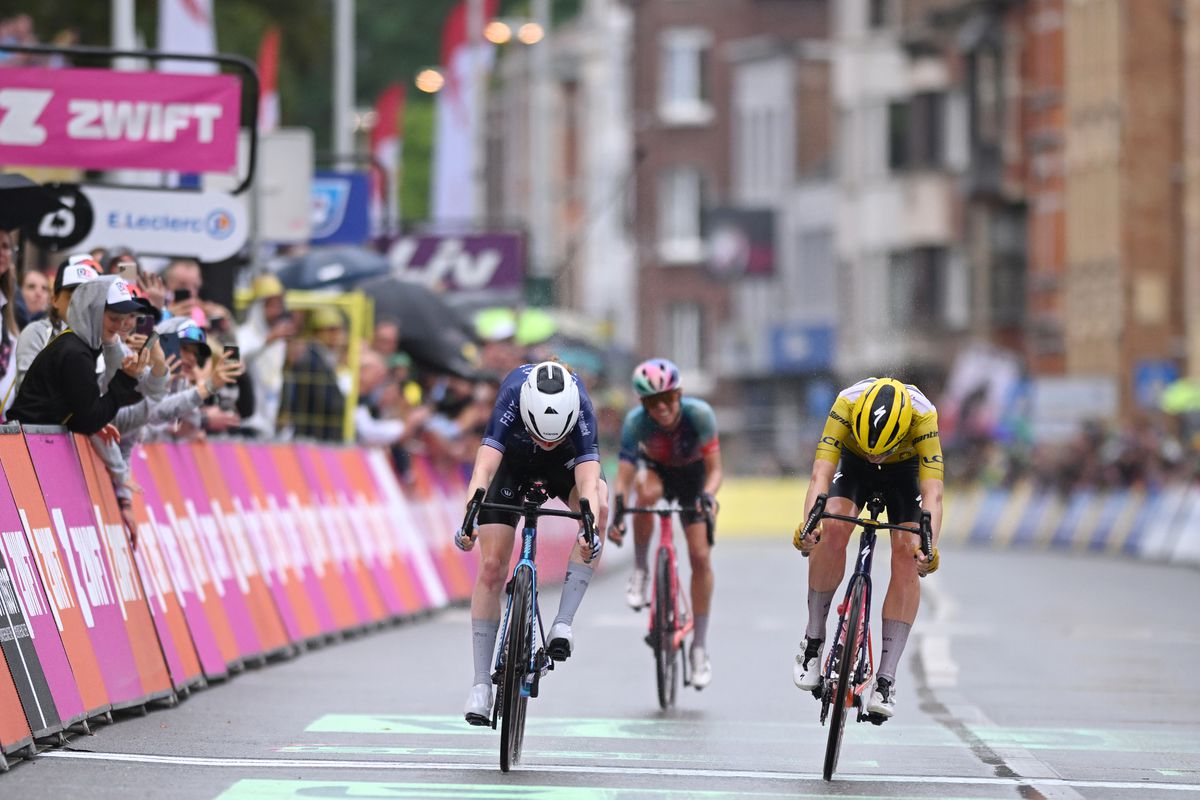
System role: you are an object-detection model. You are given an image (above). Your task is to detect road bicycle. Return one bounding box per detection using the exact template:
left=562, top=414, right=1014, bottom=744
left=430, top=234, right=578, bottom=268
left=796, top=491, right=932, bottom=781
left=613, top=494, right=714, bottom=710
left=460, top=483, right=598, bottom=772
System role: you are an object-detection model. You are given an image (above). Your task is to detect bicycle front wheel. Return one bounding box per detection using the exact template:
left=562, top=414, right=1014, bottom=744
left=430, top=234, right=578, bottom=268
left=500, top=568, right=532, bottom=772
left=654, top=548, right=678, bottom=710
left=823, top=575, right=865, bottom=781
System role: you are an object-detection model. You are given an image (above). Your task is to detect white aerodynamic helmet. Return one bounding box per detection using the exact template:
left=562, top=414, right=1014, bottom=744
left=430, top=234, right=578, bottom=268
left=519, top=361, right=581, bottom=444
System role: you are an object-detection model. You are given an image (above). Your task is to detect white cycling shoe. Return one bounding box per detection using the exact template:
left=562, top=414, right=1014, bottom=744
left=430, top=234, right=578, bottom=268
left=464, top=682, right=493, bottom=726
left=866, top=676, right=896, bottom=718
left=793, top=637, right=823, bottom=691
left=547, top=621, right=574, bottom=661
left=626, top=568, right=650, bottom=610
left=689, top=645, right=712, bottom=690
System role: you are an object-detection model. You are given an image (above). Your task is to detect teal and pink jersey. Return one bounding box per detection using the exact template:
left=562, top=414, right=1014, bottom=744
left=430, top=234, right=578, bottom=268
left=619, top=397, right=720, bottom=468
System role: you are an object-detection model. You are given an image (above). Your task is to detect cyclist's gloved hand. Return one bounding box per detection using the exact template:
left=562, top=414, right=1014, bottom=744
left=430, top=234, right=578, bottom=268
left=793, top=522, right=820, bottom=555
left=454, top=522, right=478, bottom=552
left=579, top=506, right=601, bottom=564
left=607, top=493, right=626, bottom=546
left=914, top=546, right=940, bottom=577
left=699, top=492, right=718, bottom=516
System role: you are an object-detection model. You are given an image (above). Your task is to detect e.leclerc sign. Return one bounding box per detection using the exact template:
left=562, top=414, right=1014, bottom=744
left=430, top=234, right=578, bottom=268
left=74, top=186, right=248, bottom=261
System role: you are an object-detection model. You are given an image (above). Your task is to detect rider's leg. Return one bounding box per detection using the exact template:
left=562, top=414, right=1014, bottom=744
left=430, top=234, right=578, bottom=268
left=632, top=469, right=664, bottom=572
left=805, top=497, right=858, bottom=638
left=682, top=519, right=713, bottom=646
left=554, top=481, right=611, bottom=629
left=877, top=529, right=920, bottom=681
left=470, top=523, right=517, bottom=683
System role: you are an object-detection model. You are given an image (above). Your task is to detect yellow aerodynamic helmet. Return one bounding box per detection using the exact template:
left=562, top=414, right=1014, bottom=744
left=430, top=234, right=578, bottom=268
left=850, top=377, right=913, bottom=456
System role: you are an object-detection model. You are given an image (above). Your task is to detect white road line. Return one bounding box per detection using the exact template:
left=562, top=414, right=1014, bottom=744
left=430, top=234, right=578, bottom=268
left=37, top=750, right=1200, bottom=792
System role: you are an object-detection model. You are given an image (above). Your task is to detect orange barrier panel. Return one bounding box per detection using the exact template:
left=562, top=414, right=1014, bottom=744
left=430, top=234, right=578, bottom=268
left=362, top=449, right=451, bottom=610
left=406, top=456, right=474, bottom=602
left=191, top=442, right=290, bottom=657
left=296, top=445, right=387, bottom=624
left=332, top=449, right=424, bottom=615
left=234, top=444, right=331, bottom=640
left=75, top=436, right=172, bottom=702
left=127, top=487, right=204, bottom=692
left=0, top=431, right=110, bottom=718
left=210, top=441, right=313, bottom=644
left=133, top=445, right=232, bottom=679
left=0, top=657, right=32, bottom=760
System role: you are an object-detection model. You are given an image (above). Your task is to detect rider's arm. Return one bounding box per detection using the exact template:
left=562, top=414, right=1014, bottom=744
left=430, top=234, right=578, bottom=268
left=467, top=443, right=503, bottom=498
left=804, top=458, right=837, bottom=518
left=919, top=477, right=943, bottom=549
left=573, top=459, right=602, bottom=525
left=702, top=447, right=723, bottom=496
left=613, top=459, right=636, bottom=502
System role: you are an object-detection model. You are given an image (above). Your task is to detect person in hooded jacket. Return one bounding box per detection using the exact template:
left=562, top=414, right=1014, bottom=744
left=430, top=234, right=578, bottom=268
left=8, top=276, right=148, bottom=433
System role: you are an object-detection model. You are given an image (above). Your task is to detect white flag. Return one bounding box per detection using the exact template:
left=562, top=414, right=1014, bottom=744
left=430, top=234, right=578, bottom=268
left=158, top=0, right=218, bottom=74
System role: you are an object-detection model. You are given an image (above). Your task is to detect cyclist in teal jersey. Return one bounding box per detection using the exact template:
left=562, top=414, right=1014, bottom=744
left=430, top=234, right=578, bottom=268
left=608, top=358, right=722, bottom=689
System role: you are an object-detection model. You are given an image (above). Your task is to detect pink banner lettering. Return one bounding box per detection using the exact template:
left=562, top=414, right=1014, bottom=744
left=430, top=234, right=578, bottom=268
left=0, top=67, right=240, bottom=172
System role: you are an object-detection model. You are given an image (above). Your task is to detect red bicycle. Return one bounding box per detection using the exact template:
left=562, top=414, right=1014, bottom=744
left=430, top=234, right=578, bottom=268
left=614, top=495, right=711, bottom=710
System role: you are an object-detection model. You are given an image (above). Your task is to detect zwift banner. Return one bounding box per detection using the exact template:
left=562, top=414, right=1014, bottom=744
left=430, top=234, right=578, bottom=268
left=0, top=67, right=240, bottom=173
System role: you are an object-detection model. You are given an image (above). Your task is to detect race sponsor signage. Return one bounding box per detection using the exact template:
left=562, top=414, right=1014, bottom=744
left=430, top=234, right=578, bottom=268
left=73, top=186, right=248, bottom=262
left=385, top=232, right=524, bottom=293
left=0, top=67, right=240, bottom=173
left=311, top=171, right=370, bottom=246
left=24, top=184, right=94, bottom=251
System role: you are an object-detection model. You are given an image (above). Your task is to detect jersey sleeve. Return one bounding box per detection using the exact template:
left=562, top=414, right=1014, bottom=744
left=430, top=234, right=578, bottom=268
left=618, top=407, right=643, bottom=464
left=910, top=411, right=944, bottom=481
left=481, top=370, right=524, bottom=452
left=814, top=395, right=854, bottom=464
left=566, top=380, right=600, bottom=467
left=688, top=399, right=720, bottom=455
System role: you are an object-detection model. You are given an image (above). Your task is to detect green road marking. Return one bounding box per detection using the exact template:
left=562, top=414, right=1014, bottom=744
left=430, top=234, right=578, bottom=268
left=215, top=779, right=985, bottom=800
left=277, top=744, right=879, bottom=768
left=305, top=715, right=1200, bottom=756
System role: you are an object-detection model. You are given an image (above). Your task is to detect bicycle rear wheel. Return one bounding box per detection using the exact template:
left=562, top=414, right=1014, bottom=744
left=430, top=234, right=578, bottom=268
left=500, top=568, right=532, bottom=772
left=654, top=548, right=678, bottom=710
left=823, top=576, right=865, bottom=781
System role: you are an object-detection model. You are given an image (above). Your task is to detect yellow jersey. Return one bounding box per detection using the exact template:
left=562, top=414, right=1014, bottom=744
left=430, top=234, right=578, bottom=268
left=814, top=378, right=944, bottom=481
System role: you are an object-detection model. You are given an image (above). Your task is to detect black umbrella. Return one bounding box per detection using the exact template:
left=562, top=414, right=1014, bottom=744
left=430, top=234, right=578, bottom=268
left=277, top=246, right=391, bottom=291
left=358, top=276, right=479, bottom=379
left=0, top=173, right=67, bottom=231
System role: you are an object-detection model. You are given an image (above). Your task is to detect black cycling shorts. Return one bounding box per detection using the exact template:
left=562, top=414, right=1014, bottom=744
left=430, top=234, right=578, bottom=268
left=828, top=450, right=921, bottom=524
left=645, top=459, right=707, bottom=526
left=479, top=446, right=602, bottom=527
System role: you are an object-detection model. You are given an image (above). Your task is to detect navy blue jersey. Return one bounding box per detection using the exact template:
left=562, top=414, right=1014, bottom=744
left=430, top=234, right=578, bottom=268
left=482, top=364, right=600, bottom=470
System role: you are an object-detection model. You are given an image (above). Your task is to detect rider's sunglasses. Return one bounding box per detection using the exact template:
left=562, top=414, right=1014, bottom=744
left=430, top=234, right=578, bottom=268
left=642, top=391, right=679, bottom=408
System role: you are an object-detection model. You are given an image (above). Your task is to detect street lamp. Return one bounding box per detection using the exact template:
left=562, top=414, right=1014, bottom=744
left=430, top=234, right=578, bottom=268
left=415, top=67, right=445, bottom=94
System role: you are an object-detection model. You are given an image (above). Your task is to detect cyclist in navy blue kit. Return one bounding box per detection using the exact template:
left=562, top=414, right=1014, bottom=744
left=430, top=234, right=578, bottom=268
left=455, top=361, right=609, bottom=725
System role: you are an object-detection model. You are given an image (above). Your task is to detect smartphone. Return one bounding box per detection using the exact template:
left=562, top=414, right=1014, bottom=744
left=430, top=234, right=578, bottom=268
left=134, top=315, right=155, bottom=337
left=160, top=332, right=182, bottom=363
left=115, top=261, right=139, bottom=282
left=141, top=331, right=160, bottom=354
left=172, top=287, right=194, bottom=302
left=223, top=345, right=240, bottom=362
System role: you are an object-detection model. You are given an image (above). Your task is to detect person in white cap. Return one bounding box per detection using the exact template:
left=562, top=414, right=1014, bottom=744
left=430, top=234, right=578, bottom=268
left=9, top=254, right=101, bottom=400
left=8, top=276, right=148, bottom=433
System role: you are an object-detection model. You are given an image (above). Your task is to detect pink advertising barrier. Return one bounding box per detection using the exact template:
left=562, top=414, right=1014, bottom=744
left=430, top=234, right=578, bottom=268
left=0, top=67, right=241, bottom=172
left=23, top=430, right=148, bottom=709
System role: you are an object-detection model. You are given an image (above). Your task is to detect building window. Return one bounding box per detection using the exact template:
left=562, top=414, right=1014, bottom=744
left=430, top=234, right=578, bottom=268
left=665, top=302, right=704, bottom=371
left=659, top=28, right=713, bottom=125
left=888, top=92, right=946, bottom=172
left=868, top=0, right=892, bottom=28
left=658, top=167, right=706, bottom=263
left=889, top=246, right=948, bottom=326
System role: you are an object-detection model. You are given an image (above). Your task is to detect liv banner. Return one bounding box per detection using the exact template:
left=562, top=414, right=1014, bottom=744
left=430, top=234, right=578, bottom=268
left=0, top=67, right=240, bottom=172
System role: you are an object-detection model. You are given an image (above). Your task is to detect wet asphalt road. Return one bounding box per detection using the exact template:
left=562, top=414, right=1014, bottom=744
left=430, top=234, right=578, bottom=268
left=3, top=536, right=1199, bottom=799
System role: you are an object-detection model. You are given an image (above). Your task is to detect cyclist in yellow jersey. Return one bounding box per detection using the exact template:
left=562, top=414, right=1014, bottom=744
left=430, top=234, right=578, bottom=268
left=791, top=377, right=943, bottom=719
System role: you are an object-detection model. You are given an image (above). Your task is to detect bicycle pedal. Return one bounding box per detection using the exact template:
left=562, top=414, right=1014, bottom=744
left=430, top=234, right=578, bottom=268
left=866, top=712, right=889, bottom=726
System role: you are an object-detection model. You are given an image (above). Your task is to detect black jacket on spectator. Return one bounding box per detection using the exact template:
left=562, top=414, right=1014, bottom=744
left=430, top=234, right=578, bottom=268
left=9, top=278, right=142, bottom=433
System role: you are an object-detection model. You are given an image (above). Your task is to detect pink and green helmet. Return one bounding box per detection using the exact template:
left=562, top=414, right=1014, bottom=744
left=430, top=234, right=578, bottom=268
left=632, top=358, right=682, bottom=398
